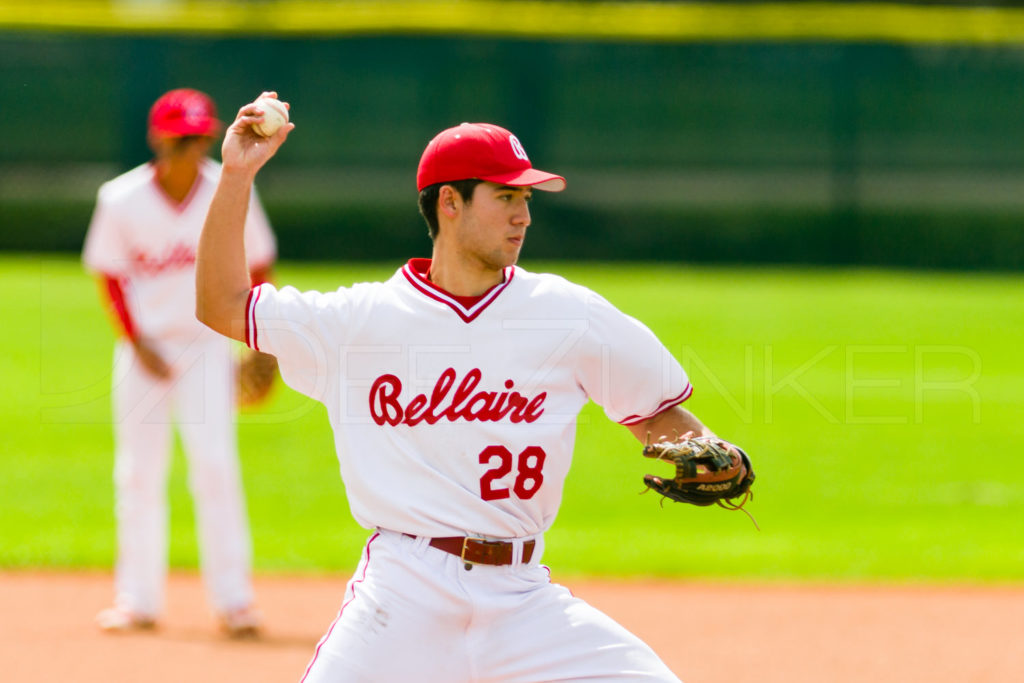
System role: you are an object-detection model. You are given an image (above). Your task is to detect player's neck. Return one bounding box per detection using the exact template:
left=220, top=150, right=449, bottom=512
left=154, top=158, right=201, bottom=204
left=427, top=251, right=505, bottom=297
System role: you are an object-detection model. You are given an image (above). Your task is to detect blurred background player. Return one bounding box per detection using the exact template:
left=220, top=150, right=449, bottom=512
left=82, top=88, right=277, bottom=637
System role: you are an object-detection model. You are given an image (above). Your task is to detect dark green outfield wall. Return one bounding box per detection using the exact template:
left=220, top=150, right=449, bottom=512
left=3, top=32, right=1024, bottom=268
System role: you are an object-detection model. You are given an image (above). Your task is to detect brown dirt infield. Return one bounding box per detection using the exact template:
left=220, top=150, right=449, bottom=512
left=2, top=571, right=1021, bottom=682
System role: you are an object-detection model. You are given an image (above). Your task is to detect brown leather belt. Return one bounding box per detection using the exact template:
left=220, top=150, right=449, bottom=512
left=407, top=535, right=535, bottom=569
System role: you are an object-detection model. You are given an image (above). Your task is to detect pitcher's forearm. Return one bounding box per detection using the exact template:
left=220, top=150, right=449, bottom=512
left=196, top=169, right=256, bottom=342
left=626, top=405, right=714, bottom=444
left=196, top=92, right=294, bottom=341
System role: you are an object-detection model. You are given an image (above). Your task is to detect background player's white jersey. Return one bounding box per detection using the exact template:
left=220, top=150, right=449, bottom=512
left=83, top=159, right=276, bottom=342
left=248, top=259, right=691, bottom=538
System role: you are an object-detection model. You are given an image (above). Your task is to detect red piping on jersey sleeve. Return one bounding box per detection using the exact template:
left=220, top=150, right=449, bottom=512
left=245, top=285, right=262, bottom=351
left=617, top=383, right=694, bottom=426
left=102, top=275, right=137, bottom=341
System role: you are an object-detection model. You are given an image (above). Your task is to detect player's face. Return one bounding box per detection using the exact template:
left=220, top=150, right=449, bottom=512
left=150, top=135, right=214, bottom=163
left=455, top=182, right=533, bottom=270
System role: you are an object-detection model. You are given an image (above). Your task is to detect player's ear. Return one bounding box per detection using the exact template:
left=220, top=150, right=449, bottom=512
left=438, top=185, right=459, bottom=218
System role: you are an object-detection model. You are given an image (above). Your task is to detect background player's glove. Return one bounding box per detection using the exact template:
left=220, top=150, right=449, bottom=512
left=642, top=435, right=755, bottom=515
left=237, top=350, right=278, bottom=407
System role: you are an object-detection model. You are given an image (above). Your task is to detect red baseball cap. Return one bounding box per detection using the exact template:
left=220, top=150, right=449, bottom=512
left=416, top=123, right=566, bottom=192
left=148, top=88, right=221, bottom=138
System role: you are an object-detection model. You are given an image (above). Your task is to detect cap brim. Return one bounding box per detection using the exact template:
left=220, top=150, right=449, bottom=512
left=480, top=167, right=566, bottom=192
left=150, top=119, right=221, bottom=138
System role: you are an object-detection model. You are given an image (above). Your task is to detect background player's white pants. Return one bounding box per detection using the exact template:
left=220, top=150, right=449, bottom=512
left=301, top=530, right=681, bottom=683
left=109, top=337, right=253, bottom=617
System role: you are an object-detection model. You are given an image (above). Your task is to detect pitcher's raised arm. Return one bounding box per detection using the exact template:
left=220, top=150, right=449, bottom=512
left=196, top=93, right=294, bottom=341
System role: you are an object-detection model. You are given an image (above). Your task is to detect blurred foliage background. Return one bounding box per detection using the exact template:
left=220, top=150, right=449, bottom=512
left=4, top=0, right=1024, bottom=268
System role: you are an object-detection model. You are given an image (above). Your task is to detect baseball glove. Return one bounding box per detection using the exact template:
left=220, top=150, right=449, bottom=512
left=237, top=350, right=278, bottom=407
left=642, top=435, right=757, bottom=523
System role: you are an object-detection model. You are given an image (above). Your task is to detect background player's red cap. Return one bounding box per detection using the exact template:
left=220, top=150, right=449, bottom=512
left=416, top=123, right=566, bottom=192
left=148, top=88, right=221, bottom=138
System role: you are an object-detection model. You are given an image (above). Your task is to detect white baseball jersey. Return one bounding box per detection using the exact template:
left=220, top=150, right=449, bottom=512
left=247, top=258, right=691, bottom=538
left=83, top=158, right=276, bottom=342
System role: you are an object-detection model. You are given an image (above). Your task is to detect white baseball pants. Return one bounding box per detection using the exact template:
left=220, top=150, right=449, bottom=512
left=300, top=530, right=681, bottom=683
left=109, top=336, right=253, bottom=617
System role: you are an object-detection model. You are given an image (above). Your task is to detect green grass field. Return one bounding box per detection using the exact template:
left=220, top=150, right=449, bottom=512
left=2, top=254, right=1022, bottom=582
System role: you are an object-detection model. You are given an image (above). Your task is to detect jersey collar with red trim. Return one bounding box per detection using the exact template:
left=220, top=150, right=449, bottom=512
left=401, top=258, right=515, bottom=323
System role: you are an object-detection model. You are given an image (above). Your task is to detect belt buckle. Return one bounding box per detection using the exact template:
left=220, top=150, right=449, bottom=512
left=460, top=537, right=488, bottom=569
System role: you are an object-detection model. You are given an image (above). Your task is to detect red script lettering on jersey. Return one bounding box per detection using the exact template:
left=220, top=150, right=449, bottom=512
left=130, top=244, right=196, bottom=274
left=369, top=368, right=546, bottom=426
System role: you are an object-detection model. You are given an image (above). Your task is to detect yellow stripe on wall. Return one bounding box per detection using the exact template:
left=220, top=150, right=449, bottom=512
left=4, top=1, right=1024, bottom=44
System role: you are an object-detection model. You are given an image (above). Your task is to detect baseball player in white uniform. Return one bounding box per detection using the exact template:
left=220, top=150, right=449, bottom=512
left=197, top=93, right=739, bottom=681
left=83, top=89, right=276, bottom=636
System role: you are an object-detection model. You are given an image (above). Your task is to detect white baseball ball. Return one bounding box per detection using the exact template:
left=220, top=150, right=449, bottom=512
left=252, top=96, right=288, bottom=137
